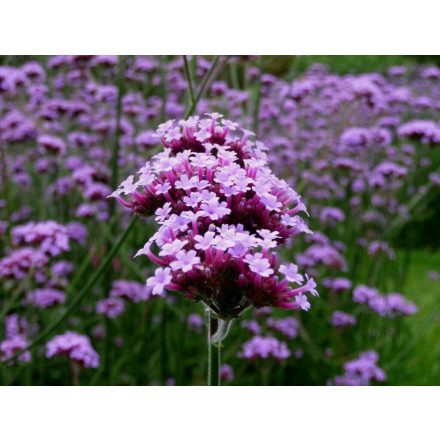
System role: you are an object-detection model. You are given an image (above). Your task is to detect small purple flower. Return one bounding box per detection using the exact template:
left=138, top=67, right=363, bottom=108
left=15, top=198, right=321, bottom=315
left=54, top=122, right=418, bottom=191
left=187, top=313, right=204, bottom=332
left=331, top=311, right=357, bottom=328
left=96, top=297, right=125, bottom=319
left=279, top=263, right=304, bottom=284
left=330, top=351, right=386, bottom=386
left=27, top=288, right=65, bottom=309
left=240, top=335, right=291, bottom=361
left=220, top=364, right=234, bottom=382
left=146, top=267, right=173, bottom=295
left=170, top=250, right=200, bottom=273
left=46, top=331, right=100, bottom=369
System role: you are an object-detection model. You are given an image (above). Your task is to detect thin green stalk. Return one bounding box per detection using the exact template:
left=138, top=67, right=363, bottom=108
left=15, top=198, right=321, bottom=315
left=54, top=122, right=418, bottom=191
left=0, top=284, right=24, bottom=322
left=182, top=56, right=196, bottom=106
left=2, top=216, right=139, bottom=364
left=207, top=309, right=221, bottom=386
left=0, top=140, right=11, bottom=231
left=184, top=56, right=223, bottom=118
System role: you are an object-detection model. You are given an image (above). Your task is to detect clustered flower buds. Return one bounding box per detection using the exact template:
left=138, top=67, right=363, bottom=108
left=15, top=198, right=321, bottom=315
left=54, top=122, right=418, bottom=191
left=353, top=285, right=417, bottom=317
left=112, top=114, right=317, bottom=320
left=330, top=351, right=386, bottom=386
left=46, top=331, right=100, bottom=368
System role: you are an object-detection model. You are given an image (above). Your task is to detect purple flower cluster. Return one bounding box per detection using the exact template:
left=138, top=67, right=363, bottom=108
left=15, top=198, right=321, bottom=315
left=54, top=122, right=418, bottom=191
left=0, top=247, right=48, bottom=280
left=0, top=314, right=31, bottom=364
left=113, top=114, right=317, bottom=319
left=331, top=351, right=386, bottom=386
left=27, top=288, right=66, bottom=309
left=96, top=297, right=125, bottom=319
left=109, top=279, right=150, bottom=303
left=353, top=285, right=417, bottom=317
left=187, top=313, right=204, bottom=331
left=12, top=221, right=70, bottom=256
left=397, top=120, right=440, bottom=145
left=240, top=335, right=291, bottom=361
left=331, top=311, right=357, bottom=328
left=46, top=331, right=100, bottom=368
left=220, top=363, right=234, bottom=382
left=266, top=316, right=299, bottom=339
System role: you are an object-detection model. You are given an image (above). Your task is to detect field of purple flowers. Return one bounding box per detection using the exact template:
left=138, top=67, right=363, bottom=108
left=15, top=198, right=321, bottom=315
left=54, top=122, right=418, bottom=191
left=0, top=55, right=439, bottom=386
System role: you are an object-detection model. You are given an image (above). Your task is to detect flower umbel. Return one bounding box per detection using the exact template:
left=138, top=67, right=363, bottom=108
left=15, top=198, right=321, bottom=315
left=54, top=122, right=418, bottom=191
left=112, top=115, right=317, bottom=319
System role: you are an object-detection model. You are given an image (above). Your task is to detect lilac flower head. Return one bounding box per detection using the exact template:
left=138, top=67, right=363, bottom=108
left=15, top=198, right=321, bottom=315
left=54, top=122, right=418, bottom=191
left=220, top=364, right=234, bottom=382
left=37, top=135, right=66, bottom=155
left=331, top=311, right=357, bottom=328
left=96, top=297, right=125, bottom=319
left=331, top=351, right=386, bottom=386
left=397, top=120, right=440, bottom=145
left=27, top=288, right=65, bottom=309
left=323, top=277, right=352, bottom=293
left=12, top=221, right=70, bottom=256
left=112, top=115, right=316, bottom=319
left=240, top=335, right=291, bottom=361
left=0, top=247, right=48, bottom=280
left=187, top=313, right=204, bottom=331
left=110, top=279, right=150, bottom=303
left=46, top=331, right=100, bottom=368
left=266, top=317, right=299, bottom=339
left=0, top=336, right=31, bottom=364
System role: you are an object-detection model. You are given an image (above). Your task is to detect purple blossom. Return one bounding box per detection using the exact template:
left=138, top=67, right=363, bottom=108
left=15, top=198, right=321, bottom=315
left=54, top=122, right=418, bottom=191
left=110, top=280, right=150, bottom=303
left=0, top=336, right=31, bottom=364
left=12, top=221, right=70, bottom=256
left=220, top=364, right=234, bottom=382
left=244, top=253, right=274, bottom=277
left=112, top=115, right=315, bottom=319
left=240, top=335, right=291, bottom=361
left=96, top=297, right=125, bottom=318
left=146, top=267, right=173, bottom=295
left=46, top=331, right=100, bottom=368
left=0, top=247, right=48, bottom=280
left=331, top=351, right=386, bottom=386
left=331, top=311, right=357, bottom=328
left=266, top=317, right=299, bottom=339
left=187, top=313, right=204, bottom=331
left=27, top=288, right=65, bottom=309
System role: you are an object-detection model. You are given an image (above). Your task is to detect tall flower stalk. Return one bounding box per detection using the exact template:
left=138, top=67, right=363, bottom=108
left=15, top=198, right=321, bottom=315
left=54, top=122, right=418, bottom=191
left=112, top=114, right=317, bottom=385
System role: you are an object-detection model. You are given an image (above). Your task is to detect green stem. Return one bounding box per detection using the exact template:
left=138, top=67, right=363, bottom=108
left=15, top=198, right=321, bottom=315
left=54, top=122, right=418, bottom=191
left=182, top=56, right=196, bottom=106
left=207, top=309, right=221, bottom=386
left=184, top=56, right=223, bottom=118
left=2, top=216, right=139, bottom=364
left=0, top=139, right=11, bottom=231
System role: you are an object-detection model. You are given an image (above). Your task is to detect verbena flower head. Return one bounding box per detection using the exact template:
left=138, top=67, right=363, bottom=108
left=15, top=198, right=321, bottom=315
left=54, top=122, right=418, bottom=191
left=27, top=288, right=66, bottom=309
left=353, top=284, right=417, bottom=318
left=112, top=115, right=317, bottom=320
left=331, top=351, right=386, bottom=386
left=12, top=221, right=70, bottom=256
left=331, top=310, right=357, bottom=328
left=266, top=316, right=300, bottom=339
left=240, top=335, right=291, bottom=361
left=0, top=247, right=49, bottom=280
left=397, top=119, right=440, bottom=145
left=220, top=363, right=234, bottom=382
left=109, top=279, right=150, bottom=303
left=46, top=331, right=99, bottom=368
left=187, top=313, right=204, bottom=331
left=0, top=335, right=31, bottom=364
left=96, top=297, right=125, bottom=319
